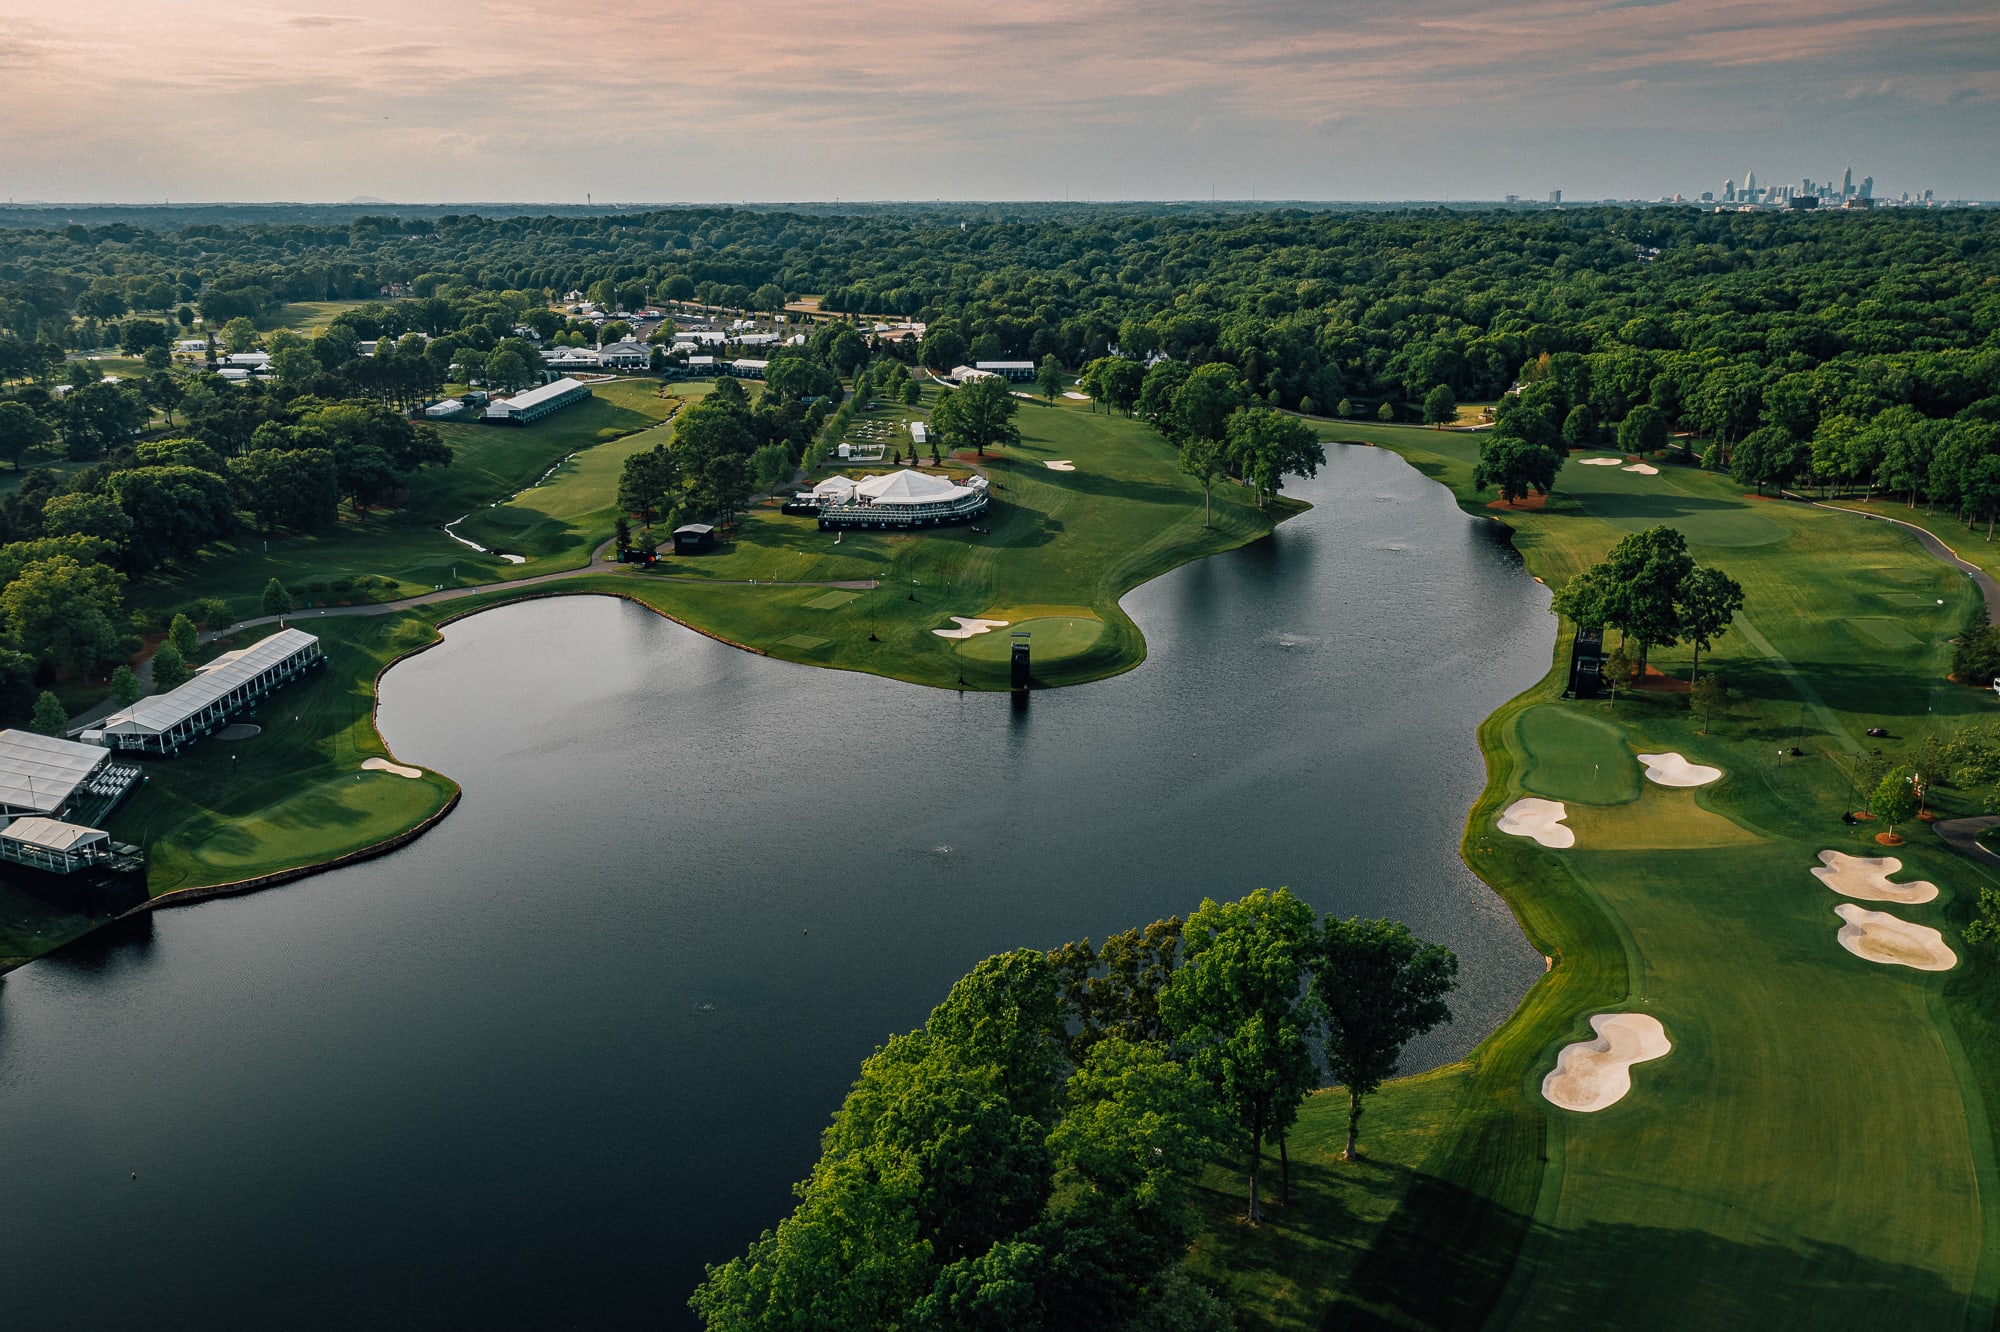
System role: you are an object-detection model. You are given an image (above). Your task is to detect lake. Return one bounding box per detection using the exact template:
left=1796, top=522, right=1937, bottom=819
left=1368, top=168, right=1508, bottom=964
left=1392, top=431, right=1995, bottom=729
left=0, top=444, right=1553, bottom=1329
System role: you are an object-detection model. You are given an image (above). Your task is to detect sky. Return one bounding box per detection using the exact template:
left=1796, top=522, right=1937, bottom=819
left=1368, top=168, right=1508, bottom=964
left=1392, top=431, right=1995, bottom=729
left=1, top=0, right=1997, bottom=204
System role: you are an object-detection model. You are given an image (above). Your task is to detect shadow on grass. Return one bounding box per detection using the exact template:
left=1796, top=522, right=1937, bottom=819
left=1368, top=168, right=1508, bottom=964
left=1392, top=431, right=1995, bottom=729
left=1331, top=1175, right=1971, bottom=1331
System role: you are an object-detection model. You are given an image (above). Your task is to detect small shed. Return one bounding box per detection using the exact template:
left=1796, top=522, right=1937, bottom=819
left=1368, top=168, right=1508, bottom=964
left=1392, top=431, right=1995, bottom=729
left=673, top=523, right=717, bottom=555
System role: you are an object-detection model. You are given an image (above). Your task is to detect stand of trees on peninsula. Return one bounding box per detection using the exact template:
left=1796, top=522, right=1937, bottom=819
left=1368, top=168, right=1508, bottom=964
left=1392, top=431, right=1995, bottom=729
left=690, top=889, right=1455, bottom=1331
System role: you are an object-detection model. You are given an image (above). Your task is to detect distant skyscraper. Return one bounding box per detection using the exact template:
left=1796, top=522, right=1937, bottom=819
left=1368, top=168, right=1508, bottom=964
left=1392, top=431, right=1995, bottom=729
left=1861, top=176, right=1873, bottom=200
left=1724, top=178, right=1736, bottom=201
left=1842, top=166, right=1854, bottom=198
left=1746, top=170, right=1757, bottom=198
left=1549, top=189, right=1562, bottom=205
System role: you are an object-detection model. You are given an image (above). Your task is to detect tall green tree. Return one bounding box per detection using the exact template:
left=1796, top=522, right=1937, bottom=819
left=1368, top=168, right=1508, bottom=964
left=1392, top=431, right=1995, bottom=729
left=168, top=612, right=199, bottom=658
left=1178, top=435, right=1227, bottom=529
left=30, top=690, right=67, bottom=736
left=1422, top=384, right=1457, bottom=428
left=1473, top=433, right=1564, bottom=505
left=1314, top=918, right=1457, bottom=1159
left=617, top=444, right=681, bottom=533
left=1678, top=564, right=1746, bottom=684
left=1036, top=355, right=1063, bottom=404
left=1224, top=407, right=1324, bottom=508
left=261, top=577, right=291, bottom=617
left=2, top=555, right=125, bottom=675
left=110, top=664, right=143, bottom=706
left=1602, top=525, right=1695, bottom=671
left=932, top=374, right=1020, bottom=458
left=1617, top=404, right=1669, bottom=457
left=0, top=400, right=55, bottom=469
left=1160, top=887, right=1318, bottom=1223
left=149, top=640, right=191, bottom=692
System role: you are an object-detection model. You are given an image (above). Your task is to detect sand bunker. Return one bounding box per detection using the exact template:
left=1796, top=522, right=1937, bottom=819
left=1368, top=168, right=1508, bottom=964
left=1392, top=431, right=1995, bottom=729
left=1063, top=391, right=1090, bottom=400
left=932, top=616, right=1010, bottom=640
left=1044, top=460, right=1076, bottom=471
left=361, top=756, right=422, bottom=779
left=1498, top=797, right=1574, bottom=848
left=1623, top=463, right=1660, bottom=475
left=1833, top=903, right=1956, bottom=970
left=1636, top=752, right=1722, bottom=787
left=1812, top=850, right=1939, bottom=904
left=1578, top=456, right=1625, bottom=466
left=1542, top=1013, right=1671, bottom=1113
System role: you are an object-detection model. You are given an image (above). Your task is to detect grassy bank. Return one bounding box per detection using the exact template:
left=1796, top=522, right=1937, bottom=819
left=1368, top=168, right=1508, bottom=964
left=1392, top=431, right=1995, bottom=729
left=1187, top=431, right=2000, bottom=1328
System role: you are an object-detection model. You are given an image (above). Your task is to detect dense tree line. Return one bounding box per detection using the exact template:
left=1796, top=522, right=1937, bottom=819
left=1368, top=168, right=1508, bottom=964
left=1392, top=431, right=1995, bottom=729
left=691, top=889, right=1455, bottom=1330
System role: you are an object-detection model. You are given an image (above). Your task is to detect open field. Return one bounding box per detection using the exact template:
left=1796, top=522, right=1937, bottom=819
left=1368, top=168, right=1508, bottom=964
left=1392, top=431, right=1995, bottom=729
left=261, top=299, right=384, bottom=333
left=1186, top=429, right=2000, bottom=1327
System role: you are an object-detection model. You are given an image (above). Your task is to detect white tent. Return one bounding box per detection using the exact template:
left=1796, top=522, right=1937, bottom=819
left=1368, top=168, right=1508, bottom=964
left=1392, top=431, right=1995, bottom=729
left=813, top=475, right=858, bottom=502
left=853, top=469, right=972, bottom=506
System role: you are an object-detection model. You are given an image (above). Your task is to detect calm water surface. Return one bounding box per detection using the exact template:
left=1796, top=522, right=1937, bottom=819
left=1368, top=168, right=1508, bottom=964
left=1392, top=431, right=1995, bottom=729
left=0, top=445, right=1552, bottom=1329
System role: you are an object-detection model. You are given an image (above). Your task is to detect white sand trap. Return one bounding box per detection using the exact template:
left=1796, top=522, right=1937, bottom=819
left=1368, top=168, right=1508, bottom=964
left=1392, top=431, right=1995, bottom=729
left=1622, top=463, right=1660, bottom=475
left=1834, top=903, right=1956, bottom=970
left=932, top=616, right=1010, bottom=640
left=1063, top=391, right=1090, bottom=400
left=1578, top=456, right=1625, bottom=466
left=1636, top=752, right=1722, bottom=787
left=1044, top=460, right=1076, bottom=471
left=1498, top=797, right=1574, bottom=848
left=361, top=756, right=422, bottom=779
left=1542, top=1013, right=1671, bottom=1113
left=1812, top=850, right=1938, bottom=904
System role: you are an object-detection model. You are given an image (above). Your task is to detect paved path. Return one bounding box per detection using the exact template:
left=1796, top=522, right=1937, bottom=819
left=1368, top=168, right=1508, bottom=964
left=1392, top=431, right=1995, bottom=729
left=1801, top=496, right=2000, bottom=624
left=1933, top=814, right=2000, bottom=868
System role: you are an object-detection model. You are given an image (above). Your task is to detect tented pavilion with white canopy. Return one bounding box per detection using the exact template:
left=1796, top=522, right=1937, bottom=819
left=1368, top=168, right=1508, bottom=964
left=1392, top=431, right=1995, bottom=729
left=815, top=468, right=990, bottom=530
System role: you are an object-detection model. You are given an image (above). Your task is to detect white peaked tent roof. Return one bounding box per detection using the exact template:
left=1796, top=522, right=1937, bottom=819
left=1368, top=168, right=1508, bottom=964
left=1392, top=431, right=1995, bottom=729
left=813, top=474, right=858, bottom=498
left=853, top=469, right=971, bottom=505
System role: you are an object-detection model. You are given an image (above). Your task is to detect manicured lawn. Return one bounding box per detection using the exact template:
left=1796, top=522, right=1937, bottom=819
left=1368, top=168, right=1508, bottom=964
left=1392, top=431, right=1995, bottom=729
left=261, top=299, right=383, bottom=333
left=1188, top=431, right=2000, bottom=1328
left=609, top=399, right=1288, bottom=689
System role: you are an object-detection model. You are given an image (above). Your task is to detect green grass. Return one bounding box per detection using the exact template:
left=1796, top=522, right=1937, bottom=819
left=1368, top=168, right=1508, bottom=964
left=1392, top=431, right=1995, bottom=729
left=607, top=399, right=1288, bottom=689
left=261, top=300, right=383, bottom=333
left=111, top=615, right=456, bottom=895
left=1188, top=433, right=2000, bottom=1328
left=130, top=378, right=680, bottom=620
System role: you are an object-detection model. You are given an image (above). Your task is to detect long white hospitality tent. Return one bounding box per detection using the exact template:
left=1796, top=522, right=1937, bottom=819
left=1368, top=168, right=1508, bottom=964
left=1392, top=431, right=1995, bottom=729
left=95, top=628, right=324, bottom=755
left=0, top=729, right=125, bottom=824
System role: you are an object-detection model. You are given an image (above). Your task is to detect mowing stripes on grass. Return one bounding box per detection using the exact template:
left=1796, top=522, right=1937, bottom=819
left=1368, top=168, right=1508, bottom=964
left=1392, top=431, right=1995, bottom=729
left=802, top=590, right=859, bottom=610
left=778, top=634, right=830, bottom=650
left=1846, top=618, right=1923, bottom=648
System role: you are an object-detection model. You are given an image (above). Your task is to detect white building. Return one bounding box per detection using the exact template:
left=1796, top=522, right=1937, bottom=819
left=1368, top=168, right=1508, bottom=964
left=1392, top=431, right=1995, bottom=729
left=596, top=341, right=652, bottom=370
left=221, top=351, right=272, bottom=370
left=483, top=377, right=593, bottom=425
left=424, top=399, right=466, bottom=419
left=98, top=630, right=325, bottom=756
left=949, top=365, right=1000, bottom=384
left=975, top=361, right=1037, bottom=382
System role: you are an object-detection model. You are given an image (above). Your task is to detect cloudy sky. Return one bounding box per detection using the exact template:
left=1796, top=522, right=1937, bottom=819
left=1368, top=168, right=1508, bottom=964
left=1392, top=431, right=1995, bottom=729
left=2, top=0, right=1996, bottom=203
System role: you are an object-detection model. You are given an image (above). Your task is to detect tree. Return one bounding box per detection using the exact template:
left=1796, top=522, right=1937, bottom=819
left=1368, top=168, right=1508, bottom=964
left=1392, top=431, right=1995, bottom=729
left=1871, top=767, right=1917, bottom=840
left=1601, top=526, right=1694, bottom=672
left=917, top=326, right=968, bottom=373
left=0, top=400, right=55, bottom=469
left=1224, top=407, right=1324, bottom=508
left=1602, top=645, right=1635, bottom=705
left=221, top=317, right=261, bottom=354
left=110, top=665, right=142, bottom=706
left=1473, top=433, right=1564, bottom=505
left=1336, top=397, right=1355, bottom=419
left=1678, top=564, right=1746, bottom=684
left=1047, top=916, right=1182, bottom=1064
left=1422, top=384, right=1457, bottom=429
left=1617, top=404, right=1669, bottom=457
left=261, top=577, right=291, bottom=616
left=1376, top=401, right=1394, bottom=422
left=1314, top=917, right=1457, bottom=1159
left=1561, top=404, right=1596, bottom=451
left=30, top=690, right=67, bottom=736
left=1036, top=354, right=1063, bottom=404
left=617, top=444, right=681, bottom=533
left=40, top=492, right=133, bottom=545
left=169, top=612, right=199, bottom=658
left=1160, top=888, right=1318, bottom=1222
left=149, top=640, right=191, bottom=692
left=931, top=375, right=1019, bottom=458
left=1178, top=435, right=1227, bottom=529
left=1690, top=672, right=1728, bottom=731
left=1, top=555, right=125, bottom=676
left=1135, top=360, right=1190, bottom=429
left=1165, top=364, right=1243, bottom=450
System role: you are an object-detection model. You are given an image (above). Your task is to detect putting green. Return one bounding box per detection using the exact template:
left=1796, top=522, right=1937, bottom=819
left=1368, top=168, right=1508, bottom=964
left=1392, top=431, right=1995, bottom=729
left=1515, top=705, right=1641, bottom=804
left=777, top=633, right=830, bottom=651
left=956, top=611, right=1104, bottom=663
left=802, top=590, right=859, bottom=610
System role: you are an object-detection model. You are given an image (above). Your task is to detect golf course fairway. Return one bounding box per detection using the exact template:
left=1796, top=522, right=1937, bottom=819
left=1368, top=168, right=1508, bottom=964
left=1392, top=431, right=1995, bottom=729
left=1187, top=426, right=2000, bottom=1330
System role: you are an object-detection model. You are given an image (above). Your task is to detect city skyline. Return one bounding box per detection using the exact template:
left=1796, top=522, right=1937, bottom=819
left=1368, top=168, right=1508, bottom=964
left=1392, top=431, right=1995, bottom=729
left=0, top=0, right=1994, bottom=204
